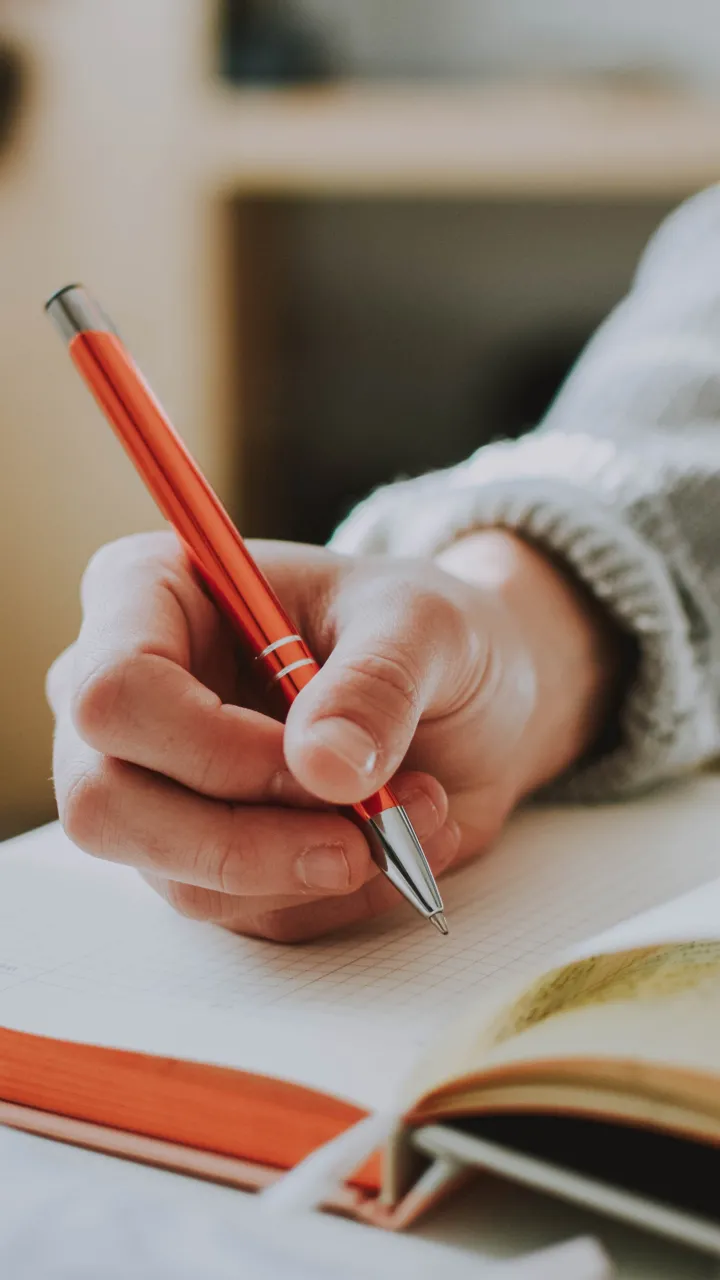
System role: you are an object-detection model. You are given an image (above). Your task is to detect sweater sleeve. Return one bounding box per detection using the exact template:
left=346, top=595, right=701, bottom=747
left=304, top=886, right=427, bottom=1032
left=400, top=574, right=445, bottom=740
left=329, top=185, right=720, bottom=799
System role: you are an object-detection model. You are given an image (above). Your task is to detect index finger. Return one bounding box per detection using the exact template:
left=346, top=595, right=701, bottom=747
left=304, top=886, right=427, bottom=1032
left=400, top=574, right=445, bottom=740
left=66, top=533, right=313, bottom=805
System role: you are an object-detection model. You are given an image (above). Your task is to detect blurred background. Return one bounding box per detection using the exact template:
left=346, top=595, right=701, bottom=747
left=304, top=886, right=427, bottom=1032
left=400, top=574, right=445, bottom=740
left=1, top=0, right=719, bottom=839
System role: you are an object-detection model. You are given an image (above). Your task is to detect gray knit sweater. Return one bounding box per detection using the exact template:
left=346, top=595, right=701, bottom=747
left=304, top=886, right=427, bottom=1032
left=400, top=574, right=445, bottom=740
left=330, top=185, right=720, bottom=800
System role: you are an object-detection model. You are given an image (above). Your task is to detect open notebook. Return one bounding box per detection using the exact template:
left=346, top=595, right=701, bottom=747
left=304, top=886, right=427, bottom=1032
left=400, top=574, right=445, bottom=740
left=1, top=776, right=720, bottom=1224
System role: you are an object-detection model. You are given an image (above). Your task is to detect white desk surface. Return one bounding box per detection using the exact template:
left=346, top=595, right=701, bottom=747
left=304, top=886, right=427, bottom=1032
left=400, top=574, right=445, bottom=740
left=0, top=1093, right=717, bottom=1277
left=0, top=1125, right=607, bottom=1280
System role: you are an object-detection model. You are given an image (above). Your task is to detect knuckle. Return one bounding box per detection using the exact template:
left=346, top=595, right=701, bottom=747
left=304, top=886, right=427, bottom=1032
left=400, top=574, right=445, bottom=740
left=80, top=540, right=123, bottom=593
left=162, top=880, right=217, bottom=923
left=61, top=762, right=112, bottom=852
left=253, top=909, right=305, bottom=944
left=195, top=807, right=261, bottom=897
left=408, top=584, right=465, bottom=644
left=342, top=648, right=420, bottom=729
left=81, top=532, right=177, bottom=593
left=398, top=582, right=484, bottom=706
left=191, top=733, right=237, bottom=798
left=71, top=653, right=147, bottom=746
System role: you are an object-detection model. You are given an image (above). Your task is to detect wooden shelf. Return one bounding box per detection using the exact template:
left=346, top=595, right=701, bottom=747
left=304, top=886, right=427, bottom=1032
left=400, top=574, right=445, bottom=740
left=192, top=81, right=720, bottom=199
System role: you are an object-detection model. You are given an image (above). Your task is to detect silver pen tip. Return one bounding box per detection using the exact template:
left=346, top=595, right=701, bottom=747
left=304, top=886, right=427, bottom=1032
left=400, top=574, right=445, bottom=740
left=430, top=912, right=449, bottom=936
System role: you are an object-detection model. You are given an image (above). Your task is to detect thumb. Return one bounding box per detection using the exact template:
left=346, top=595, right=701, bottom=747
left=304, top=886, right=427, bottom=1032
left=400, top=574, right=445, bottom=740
left=284, top=585, right=477, bottom=804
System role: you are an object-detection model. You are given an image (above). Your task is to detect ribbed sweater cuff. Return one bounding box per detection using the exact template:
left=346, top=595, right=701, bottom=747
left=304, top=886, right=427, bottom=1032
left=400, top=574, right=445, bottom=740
left=331, top=468, right=713, bottom=800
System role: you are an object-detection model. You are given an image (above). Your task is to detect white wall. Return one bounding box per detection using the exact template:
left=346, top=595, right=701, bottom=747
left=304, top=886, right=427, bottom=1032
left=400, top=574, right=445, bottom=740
left=296, top=1, right=720, bottom=88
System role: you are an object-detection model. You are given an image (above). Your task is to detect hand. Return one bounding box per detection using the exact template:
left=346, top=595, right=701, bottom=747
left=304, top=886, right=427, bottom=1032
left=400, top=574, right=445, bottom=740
left=47, top=530, right=621, bottom=941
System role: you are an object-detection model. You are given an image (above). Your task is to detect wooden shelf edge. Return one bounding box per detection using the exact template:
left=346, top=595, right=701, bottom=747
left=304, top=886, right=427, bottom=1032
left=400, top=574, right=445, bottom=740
left=190, top=81, right=720, bottom=199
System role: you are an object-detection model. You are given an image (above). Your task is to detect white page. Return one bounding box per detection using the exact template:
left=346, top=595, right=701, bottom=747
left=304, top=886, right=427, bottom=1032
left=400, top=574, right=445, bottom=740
left=568, top=877, right=720, bottom=961
left=0, top=776, right=719, bottom=1111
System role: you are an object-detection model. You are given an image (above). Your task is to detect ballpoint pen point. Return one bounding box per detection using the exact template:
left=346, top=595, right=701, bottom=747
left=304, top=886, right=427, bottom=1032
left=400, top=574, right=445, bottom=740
left=430, top=912, right=449, bottom=937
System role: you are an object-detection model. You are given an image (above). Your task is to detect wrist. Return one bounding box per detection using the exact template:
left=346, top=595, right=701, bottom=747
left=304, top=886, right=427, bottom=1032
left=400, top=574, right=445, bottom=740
left=436, top=529, right=630, bottom=794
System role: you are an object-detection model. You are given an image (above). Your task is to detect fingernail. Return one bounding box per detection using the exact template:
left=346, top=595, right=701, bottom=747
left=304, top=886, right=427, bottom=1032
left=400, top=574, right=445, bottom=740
left=297, top=844, right=352, bottom=893
left=308, top=718, right=378, bottom=777
left=402, top=790, right=441, bottom=840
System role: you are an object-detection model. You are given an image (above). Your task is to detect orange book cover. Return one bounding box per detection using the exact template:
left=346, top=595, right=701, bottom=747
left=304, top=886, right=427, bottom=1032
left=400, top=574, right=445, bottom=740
left=0, top=1026, right=382, bottom=1196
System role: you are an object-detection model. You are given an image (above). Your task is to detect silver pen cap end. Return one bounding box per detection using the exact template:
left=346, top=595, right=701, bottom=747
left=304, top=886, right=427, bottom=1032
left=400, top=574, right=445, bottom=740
left=45, top=285, right=117, bottom=344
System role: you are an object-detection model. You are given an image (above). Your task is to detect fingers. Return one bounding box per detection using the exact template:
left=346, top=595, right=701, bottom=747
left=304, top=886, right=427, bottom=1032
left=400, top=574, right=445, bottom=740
left=52, top=687, right=449, bottom=901
left=145, top=817, right=461, bottom=943
left=51, top=641, right=312, bottom=807
left=53, top=705, right=370, bottom=897
left=284, top=574, right=484, bottom=805
left=54, top=533, right=312, bottom=805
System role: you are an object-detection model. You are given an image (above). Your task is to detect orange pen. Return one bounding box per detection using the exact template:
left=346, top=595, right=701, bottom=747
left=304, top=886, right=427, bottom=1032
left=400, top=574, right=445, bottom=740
left=46, top=285, right=447, bottom=934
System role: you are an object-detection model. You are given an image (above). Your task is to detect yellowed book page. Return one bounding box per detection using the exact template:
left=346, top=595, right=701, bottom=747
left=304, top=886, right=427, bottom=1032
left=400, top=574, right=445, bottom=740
left=409, top=879, right=720, bottom=1123
left=1, top=776, right=720, bottom=1115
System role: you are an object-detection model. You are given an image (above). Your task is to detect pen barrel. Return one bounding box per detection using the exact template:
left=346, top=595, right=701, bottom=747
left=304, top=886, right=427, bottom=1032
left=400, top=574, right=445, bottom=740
left=351, top=785, right=396, bottom=821
left=65, top=325, right=402, bottom=829
left=69, top=330, right=320, bottom=710
left=49, top=287, right=443, bottom=924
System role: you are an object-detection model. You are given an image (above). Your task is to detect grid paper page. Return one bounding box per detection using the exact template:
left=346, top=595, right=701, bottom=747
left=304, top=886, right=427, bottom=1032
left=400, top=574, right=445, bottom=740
left=0, top=776, right=719, bottom=1109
